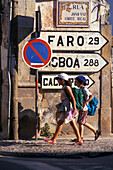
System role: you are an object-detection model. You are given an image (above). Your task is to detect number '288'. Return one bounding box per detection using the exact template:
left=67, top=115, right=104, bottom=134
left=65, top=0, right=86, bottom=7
left=84, top=59, right=99, bottom=67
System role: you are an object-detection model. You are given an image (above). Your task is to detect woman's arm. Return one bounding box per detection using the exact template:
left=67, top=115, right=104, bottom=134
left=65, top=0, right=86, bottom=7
left=83, top=94, right=93, bottom=107
left=66, top=86, right=78, bottom=114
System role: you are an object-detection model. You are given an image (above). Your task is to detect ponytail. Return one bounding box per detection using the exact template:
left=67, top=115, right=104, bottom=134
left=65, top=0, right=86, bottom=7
left=65, top=78, right=72, bottom=87
left=68, top=78, right=72, bottom=87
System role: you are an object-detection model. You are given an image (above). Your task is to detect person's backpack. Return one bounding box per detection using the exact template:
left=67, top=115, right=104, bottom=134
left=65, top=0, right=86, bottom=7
left=87, top=96, right=98, bottom=116
left=64, top=86, right=83, bottom=109
left=82, top=87, right=98, bottom=116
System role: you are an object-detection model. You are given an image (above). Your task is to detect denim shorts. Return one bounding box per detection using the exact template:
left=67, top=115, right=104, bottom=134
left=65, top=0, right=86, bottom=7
left=56, top=99, right=72, bottom=122
left=56, top=99, right=70, bottom=112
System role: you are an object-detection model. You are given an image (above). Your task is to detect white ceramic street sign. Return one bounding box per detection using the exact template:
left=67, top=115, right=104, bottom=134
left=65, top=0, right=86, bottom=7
left=56, top=0, right=90, bottom=27
left=40, top=53, right=108, bottom=73
left=42, top=74, right=94, bottom=89
left=40, top=31, right=108, bottom=51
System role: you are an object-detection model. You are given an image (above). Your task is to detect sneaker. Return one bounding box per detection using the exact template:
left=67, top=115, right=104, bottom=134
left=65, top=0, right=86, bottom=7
left=71, top=137, right=83, bottom=142
left=95, top=130, right=100, bottom=140
left=71, top=138, right=77, bottom=142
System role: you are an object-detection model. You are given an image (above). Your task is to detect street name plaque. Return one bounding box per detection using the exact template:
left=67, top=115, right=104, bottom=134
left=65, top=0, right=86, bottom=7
left=56, top=0, right=90, bottom=27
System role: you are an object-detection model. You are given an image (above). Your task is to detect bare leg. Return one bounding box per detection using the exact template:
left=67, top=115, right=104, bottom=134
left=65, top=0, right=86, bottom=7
left=70, top=120, right=81, bottom=141
left=52, top=120, right=64, bottom=141
left=79, top=123, right=84, bottom=138
left=83, top=122, right=100, bottom=140
left=44, top=119, right=64, bottom=144
left=84, top=122, right=96, bottom=134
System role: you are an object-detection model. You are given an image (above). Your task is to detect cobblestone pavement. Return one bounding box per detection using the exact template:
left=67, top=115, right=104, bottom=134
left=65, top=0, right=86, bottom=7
left=0, top=136, right=113, bottom=158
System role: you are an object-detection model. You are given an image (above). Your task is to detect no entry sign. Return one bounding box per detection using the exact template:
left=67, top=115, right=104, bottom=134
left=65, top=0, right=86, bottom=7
left=22, top=38, right=52, bottom=69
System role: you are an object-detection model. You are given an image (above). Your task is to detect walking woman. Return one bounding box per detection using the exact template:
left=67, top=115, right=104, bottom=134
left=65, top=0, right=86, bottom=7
left=44, top=73, right=83, bottom=146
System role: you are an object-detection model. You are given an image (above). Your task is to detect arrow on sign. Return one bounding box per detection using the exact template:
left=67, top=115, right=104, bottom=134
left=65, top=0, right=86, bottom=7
left=40, top=53, right=108, bottom=73
left=40, top=31, right=108, bottom=51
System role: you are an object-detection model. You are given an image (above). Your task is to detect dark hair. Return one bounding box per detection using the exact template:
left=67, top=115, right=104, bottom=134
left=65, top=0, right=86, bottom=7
left=76, top=77, right=85, bottom=85
left=58, top=78, right=72, bottom=87
left=65, top=78, right=72, bottom=87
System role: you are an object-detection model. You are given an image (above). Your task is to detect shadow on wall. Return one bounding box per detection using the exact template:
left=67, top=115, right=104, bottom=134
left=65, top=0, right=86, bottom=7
left=17, top=15, right=34, bottom=44
left=0, top=15, right=2, bottom=132
left=18, top=103, right=36, bottom=139
left=14, top=15, right=34, bottom=139
left=12, top=15, right=34, bottom=139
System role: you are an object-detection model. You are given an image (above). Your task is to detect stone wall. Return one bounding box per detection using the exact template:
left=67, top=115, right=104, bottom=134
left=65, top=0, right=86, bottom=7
left=0, top=0, right=112, bottom=139
left=18, top=0, right=110, bottom=138
left=111, top=37, right=113, bottom=133
left=0, top=0, right=9, bottom=139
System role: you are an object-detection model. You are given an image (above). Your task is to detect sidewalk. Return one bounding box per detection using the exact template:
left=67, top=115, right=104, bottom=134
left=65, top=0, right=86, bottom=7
left=0, top=136, right=113, bottom=158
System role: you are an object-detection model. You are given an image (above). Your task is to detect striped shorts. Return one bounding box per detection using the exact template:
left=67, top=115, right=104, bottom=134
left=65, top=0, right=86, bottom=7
left=77, top=110, right=88, bottom=124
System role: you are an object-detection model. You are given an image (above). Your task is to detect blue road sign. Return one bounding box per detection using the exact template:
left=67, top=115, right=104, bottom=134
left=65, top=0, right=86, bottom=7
left=22, top=38, right=52, bottom=69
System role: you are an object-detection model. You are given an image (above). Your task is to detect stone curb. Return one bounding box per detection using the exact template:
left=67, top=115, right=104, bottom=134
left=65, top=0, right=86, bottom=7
left=0, top=151, right=113, bottom=158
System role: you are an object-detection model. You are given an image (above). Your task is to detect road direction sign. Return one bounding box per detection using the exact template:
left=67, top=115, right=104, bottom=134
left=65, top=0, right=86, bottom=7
left=40, top=31, right=108, bottom=51
left=22, top=38, right=52, bottom=69
left=42, top=74, right=94, bottom=89
left=40, top=53, right=108, bottom=73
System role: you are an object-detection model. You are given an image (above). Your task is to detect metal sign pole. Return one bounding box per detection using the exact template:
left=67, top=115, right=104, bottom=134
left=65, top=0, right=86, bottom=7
left=35, top=69, right=38, bottom=140
left=35, top=6, right=41, bottom=140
